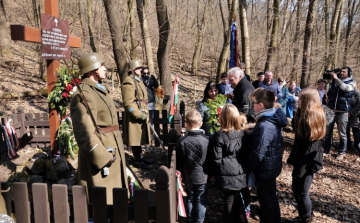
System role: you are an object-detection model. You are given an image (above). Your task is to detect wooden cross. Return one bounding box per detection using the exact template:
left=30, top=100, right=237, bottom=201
left=10, top=0, right=81, bottom=153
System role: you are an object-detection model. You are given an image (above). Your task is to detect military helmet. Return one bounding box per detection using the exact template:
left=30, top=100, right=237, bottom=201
left=78, top=52, right=105, bottom=75
left=129, top=59, right=143, bottom=71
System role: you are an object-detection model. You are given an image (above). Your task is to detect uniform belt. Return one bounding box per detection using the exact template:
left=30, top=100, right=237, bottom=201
left=133, top=100, right=148, bottom=104
left=95, top=124, right=119, bottom=134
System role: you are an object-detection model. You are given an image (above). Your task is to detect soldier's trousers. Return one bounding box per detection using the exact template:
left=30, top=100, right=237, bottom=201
left=132, top=146, right=143, bottom=161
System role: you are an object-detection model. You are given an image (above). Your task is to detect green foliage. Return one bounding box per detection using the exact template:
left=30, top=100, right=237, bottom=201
left=47, top=66, right=80, bottom=118
left=56, top=118, right=79, bottom=159
left=204, top=94, right=227, bottom=134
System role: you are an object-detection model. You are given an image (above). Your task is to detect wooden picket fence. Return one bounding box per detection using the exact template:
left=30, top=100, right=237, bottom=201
left=1, top=150, right=178, bottom=223
left=0, top=105, right=185, bottom=154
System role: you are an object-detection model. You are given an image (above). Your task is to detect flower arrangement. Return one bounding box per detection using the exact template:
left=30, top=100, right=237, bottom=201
left=204, top=94, right=227, bottom=134
left=48, top=66, right=80, bottom=118
left=56, top=117, right=79, bottom=159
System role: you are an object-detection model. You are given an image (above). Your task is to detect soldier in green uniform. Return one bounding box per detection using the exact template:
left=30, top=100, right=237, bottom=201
left=70, top=52, right=128, bottom=205
left=122, top=59, right=153, bottom=169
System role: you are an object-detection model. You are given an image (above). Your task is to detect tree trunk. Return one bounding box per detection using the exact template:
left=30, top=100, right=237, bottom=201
left=290, top=0, right=302, bottom=82
left=156, top=0, right=172, bottom=109
left=327, top=0, right=343, bottom=69
left=191, top=0, right=209, bottom=77
left=0, top=0, right=12, bottom=57
left=239, top=0, right=251, bottom=76
left=324, top=0, right=330, bottom=61
left=137, top=0, right=155, bottom=75
left=103, top=0, right=129, bottom=83
left=333, top=3, right=343, bottom=67
left=216, top=0, right=237, bottom=82
left=32, top=0, right=46, bottom=80
left=87, top=0, right=97, bottom=52
left=343, top=0, right=357, bottom=65
left=128, top=0, right=138, bottom=59
left=264, top=0, right=279, bottom=72
left=265, top=0, right=273, bottom=44
left=59, top=0, right=66, bottom=19
left=300, top=0, right=317, bottom=88
left=78, top=0, right=88, bottom=39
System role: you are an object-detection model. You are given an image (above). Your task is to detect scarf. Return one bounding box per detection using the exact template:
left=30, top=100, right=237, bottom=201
left=255, top=108, right=276, bottom=121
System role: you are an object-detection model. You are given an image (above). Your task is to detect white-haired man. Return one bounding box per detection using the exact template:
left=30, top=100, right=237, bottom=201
left=227, top=67, right=255, bottom=122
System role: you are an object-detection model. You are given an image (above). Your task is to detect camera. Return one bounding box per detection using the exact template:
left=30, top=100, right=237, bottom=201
left=323, top=68, right=341, bottom=80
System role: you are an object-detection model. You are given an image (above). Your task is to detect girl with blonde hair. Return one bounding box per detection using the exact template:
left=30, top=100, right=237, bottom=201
left=208, top=104, right=250, bottom=222
left=287, top=88, right=326, bottom=223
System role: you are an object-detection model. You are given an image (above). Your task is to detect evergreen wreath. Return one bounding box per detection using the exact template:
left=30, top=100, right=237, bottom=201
left=204, top=94, right=227, bottom=134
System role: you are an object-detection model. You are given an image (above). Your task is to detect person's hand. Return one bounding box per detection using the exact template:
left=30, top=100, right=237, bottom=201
left=331, top=72, right=338, bottom=80
left=138, top=113, right=148, bottom=120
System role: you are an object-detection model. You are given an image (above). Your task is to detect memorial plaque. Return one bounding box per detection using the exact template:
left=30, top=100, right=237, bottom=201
left=41, top=13, right=70, bottom=60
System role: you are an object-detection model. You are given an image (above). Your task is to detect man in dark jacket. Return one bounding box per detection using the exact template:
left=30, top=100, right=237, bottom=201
left=252, top=72, right=265, bottom=89
left=324, top=67, right=355, bottom=160
left=247, top=89, right=288, bottom=223
left=259, top=71, right=282, bottom=100
left=177, top=110, right=209, bottom=223
left=228, top=67, right=255, bottom=122
left=141, top=67, right=159, bottom=119
left=240, top=62, right=251, bottom=82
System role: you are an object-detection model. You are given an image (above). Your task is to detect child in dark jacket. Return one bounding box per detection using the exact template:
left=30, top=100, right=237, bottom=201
left=247, top=89, right=288, bottom=223
left=208, top=104, right=250, bottom=223
left=177, top=110, right=209, bottom=223
left=287, top=88, right=326, bottom=223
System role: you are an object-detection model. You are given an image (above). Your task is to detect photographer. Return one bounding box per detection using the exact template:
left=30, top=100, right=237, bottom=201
left=141, top=67, right=159, bottom=120
left=324, top=67, right=356, bottom=160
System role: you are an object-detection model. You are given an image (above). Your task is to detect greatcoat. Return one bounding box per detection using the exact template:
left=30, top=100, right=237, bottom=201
left=122, top=74, right=151, bottom=146
left=70, top=78, right=128, bottom=205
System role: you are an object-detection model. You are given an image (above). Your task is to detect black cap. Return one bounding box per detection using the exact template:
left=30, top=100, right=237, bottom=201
left=257, top=72, right=264, bottom=76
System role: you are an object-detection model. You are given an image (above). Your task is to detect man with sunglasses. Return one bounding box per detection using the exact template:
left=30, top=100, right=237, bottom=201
left=141, top=67, right=159, bottom=120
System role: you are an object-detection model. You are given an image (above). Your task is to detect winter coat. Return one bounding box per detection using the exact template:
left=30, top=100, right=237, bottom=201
left=252, top=80, right=261, bottom=89
left=327, top=77, right=355, bottom=111
left=208, top=130, right=250, bottom=191
left=198, top=101, right=212, bottom=136
left=287, top=135, right=324, bottom=178
left=0, top=194, right=6, bottom=214
left=246, top=108, right=287, bottom=180
left=348, top=90, right=360, bottom=128
left=142, top=75, right=159, bottom=103
left=70, top=78, right=129, bottom=205
left=259, top=80, right=283, bottom=99
left=278, top=86, right=289, bottom=114
left=288, top=88, right=300, bottom=112
left=245, top=74, right=251, bottom=82
left=177, top=130, right=210, bottom=186
left=218, top=82, right=227, bottom=95
left=232, top=77, right=255, bottom=122
left=122, top=74, right=151, bottom=146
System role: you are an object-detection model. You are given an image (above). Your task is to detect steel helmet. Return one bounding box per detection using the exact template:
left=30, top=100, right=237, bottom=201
left=78, top=52, right=105, bottom=75
left=129, top=59, right=143, bottom=71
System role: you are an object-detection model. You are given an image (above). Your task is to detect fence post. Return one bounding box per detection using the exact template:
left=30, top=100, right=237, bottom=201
left=173, top=112, right=182, bottom=136
left=180, top=101, right=185, bottom=128
left=167, top=129, right=178, bottom=167
left=16, top=106, right=27, bottom=148
left=155, top=166, right=172, bottom=223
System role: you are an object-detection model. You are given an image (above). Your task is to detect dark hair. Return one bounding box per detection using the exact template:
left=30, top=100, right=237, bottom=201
left=257, top=72, right=264, bottom=76
left=202, top=81, right=218, bottom=102
left=251, top=89, right=275, bottom=109
left=221, top=72, right=228, bottom=79
left=142, top=67, right=149, bottom=70
left=341, top=66, right=352, bottom=76
left=317, top=79, right=326, bottom=84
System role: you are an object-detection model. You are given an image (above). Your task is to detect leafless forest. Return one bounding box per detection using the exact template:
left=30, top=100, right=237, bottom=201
left=1, top=0, right=360, bottom=98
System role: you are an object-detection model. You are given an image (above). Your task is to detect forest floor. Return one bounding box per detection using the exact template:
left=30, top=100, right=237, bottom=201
left=1, top=55, right=360, bottom=223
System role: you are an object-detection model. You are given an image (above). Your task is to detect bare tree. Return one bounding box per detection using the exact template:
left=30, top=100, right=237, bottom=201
left=290, top=0, right=302, bottom=82
left=343, top=0, right=359, bottom=65
left=87, top=0, right=97, bottom=52
left=300, top=0, right=317, bottom=88
left=264, top=0, right=279, bottom=72
left=216, top=0, right=237, bottom=82
left=333, top=2, right=343, bottom=67
left=78, top=0, right=88, bottom=39
left=103, top=0, right=129, bottom=83
left=137, top=0, right=155, bottom=75
left=327, top=0, right=343, bottom=69
left=0, top=0, right=12, bottom=57
left=128, top=0, right=138, bottom=59
left=239, top=0, right=251, bottom=76
left=156, top=0, right=172, bottom=108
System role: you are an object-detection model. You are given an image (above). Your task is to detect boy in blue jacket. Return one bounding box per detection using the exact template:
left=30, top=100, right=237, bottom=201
left=247, top=89, right=288, bottom=223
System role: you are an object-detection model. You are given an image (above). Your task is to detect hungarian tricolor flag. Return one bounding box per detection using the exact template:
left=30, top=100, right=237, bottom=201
left=229, top=21, right=239, bottom=68
left=168, top=74, right=179, bottom=123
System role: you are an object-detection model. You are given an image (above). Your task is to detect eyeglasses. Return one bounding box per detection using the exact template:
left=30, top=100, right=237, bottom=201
left=143, top=72, right=149, bottom=75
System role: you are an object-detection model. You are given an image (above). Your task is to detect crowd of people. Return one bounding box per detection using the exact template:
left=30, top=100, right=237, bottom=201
left=44, top=51, right=357, bottom=222
left=177, top=65, right=358, bottom=223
